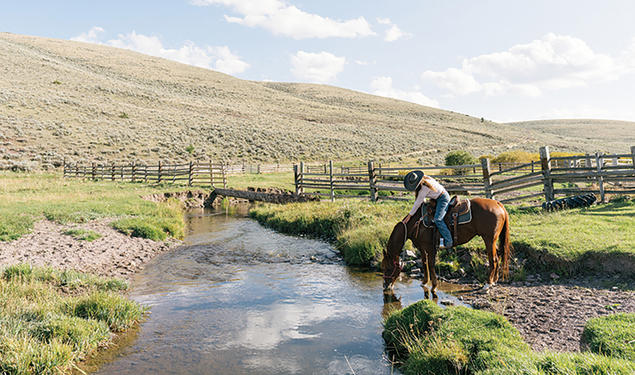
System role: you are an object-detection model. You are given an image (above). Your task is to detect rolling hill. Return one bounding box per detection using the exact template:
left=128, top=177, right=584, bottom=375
left=0, top=32, right=630, bottom=170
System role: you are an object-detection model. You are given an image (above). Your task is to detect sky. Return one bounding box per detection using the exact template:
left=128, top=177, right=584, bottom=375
left=2, top=0, right=635, bottom=123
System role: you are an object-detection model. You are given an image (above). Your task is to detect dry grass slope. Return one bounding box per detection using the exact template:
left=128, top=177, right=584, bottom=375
left=0, top=33, right=629, bottom=170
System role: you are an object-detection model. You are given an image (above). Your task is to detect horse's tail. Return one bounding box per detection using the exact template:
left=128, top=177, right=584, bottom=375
left=498, top=205, right=512, bottom=280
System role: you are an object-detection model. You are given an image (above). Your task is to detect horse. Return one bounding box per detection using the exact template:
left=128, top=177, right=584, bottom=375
left=382, top=197, right=511, bottom=294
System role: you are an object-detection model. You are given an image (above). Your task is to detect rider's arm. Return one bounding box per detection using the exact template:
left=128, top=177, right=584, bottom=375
left=408, top=187, right=428, bottom=216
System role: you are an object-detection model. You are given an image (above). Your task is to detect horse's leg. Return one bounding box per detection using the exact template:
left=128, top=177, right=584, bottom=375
left=420, top=247, right=429, bottom=286
left=483, top=235, right=498, bottom=286
left=427, top=245, right=438, bottom=296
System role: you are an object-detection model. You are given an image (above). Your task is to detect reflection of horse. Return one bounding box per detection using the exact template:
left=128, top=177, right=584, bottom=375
left=382, top=198, right=511, bottom=294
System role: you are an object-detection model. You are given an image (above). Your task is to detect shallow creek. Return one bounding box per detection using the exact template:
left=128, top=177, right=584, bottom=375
left=93, top=207, right=468, bottom=375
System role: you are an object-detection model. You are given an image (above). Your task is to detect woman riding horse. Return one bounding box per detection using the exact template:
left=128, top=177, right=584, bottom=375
left=402, top=170, right=453, bottom=249
left=382, top=172, right=511, bottom=294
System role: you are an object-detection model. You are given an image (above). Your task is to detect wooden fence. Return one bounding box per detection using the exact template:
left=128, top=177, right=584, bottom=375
left=295, top=146, right=635, bottom=204
left=64, top=161, right=227, bottom=188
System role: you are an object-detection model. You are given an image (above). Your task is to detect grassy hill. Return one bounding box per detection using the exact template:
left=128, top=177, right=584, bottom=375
left=0, top=32, right=630, bottom=170
left=507, top=119, right=635, bottom=152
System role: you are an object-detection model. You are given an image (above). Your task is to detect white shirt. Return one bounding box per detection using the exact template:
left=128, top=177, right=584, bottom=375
left=409, top=177, right=445, bottom=215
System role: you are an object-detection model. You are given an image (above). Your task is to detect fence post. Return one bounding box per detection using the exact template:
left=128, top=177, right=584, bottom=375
left=294, top=165, right=299, bottom=194
left=131, top=161, right=136, bottom=183
left=595, top=152, right=605, bottom=203
left=63, top=158, right=67, bottom=178
left=329, top=160, right=334, bottom=202
left=111, top=164, right=115, bottom=181
left=368, top=160, right=377, bottom=202
left=210, top=160, right=215, bottom=188
left=539, top=146, right=554, bottom=201
left=91, top=163, right=96, bottom=180
left=144, top=164, right=148, bottom=183
left=188, top=161, right=193, bottom=186
left=481, top=158, right=493, bottom=199
left=299, top=161, right=305, bottom=194
left=157, top=161, right=162, bottom=184
left=221, top=162, right=227, bottom=189
left=630, top=146, right=635, bottom=170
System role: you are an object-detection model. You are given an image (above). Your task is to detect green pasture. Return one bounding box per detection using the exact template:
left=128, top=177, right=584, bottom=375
left=0, top=264, right=144, bottom=375
left=250, top=198, right=635, bottom=278
left=384, top=300, right=635, bottom=375
left=0, top=172, right=186, bottom=242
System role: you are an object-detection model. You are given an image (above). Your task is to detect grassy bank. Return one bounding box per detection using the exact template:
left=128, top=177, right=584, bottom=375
left=0, top=264, right=144, bottom=374
left=582, top=313, right=635, bottom=361
left=249, top=199, right=635, bottom=278
left=383, top=300, right=635, bottom=375
left=0, top=173, right=186, bottom=242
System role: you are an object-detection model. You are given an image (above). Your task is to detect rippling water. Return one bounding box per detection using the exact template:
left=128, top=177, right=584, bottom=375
left=93, top=207, right=467, bottom=375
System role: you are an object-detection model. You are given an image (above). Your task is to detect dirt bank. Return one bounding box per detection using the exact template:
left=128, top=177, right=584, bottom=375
left=457, top=279, right=635, bottom=352
left=0, top=219, right=179, bottom=279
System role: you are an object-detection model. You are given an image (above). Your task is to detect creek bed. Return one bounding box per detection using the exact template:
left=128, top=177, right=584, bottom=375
left=93, top=207, right=467, bottom=375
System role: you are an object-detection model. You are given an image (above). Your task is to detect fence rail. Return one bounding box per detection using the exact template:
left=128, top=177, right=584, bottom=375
left=64, top=161, right=228, bottom=188
left=295, top=146, right=635, bottom=204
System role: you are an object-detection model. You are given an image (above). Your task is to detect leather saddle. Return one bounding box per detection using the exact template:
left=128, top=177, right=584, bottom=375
left=420, top=196, right=472, bottom=246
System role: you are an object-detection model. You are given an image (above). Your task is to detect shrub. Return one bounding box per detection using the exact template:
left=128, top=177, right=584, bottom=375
left=491, top=150, right=538, bottom=164
left=185, top=145, right=195, bottom=154
left=445, top=151, right=477, bottom=166
left=445, top=151, right=477, bottom=175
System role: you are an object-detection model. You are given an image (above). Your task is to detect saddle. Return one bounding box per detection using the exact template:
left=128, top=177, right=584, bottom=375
left=420, top=196, right=472, bottom=247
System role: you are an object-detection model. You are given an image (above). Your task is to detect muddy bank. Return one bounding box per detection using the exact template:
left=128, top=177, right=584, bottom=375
left=0, top=219, right=178, bottom=279
left=458, top=279, right=635, bottom=352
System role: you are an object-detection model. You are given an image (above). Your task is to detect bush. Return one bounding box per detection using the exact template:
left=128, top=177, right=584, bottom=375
left=445, top=151, right=477, bottom=166
left=491, top=150, right=538, bottom=164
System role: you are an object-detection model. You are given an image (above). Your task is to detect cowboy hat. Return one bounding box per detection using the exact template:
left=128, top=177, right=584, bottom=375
left=404, top=170, right=424, bottom=191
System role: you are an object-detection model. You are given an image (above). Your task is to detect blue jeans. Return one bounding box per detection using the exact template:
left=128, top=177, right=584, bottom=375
left=434, top=191, right=452, bottom=246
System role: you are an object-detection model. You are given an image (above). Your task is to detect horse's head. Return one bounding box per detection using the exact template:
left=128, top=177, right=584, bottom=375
left=382, top=221, right=406, bottom=291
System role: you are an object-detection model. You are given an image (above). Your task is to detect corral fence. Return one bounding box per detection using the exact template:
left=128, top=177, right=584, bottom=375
left=295, top=146, right=635, bottom=204
left=64, top=161, right=228, bottom=188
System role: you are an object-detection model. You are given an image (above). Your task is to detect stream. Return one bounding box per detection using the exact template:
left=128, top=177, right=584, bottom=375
left=93, top=207, right=467, bottom=375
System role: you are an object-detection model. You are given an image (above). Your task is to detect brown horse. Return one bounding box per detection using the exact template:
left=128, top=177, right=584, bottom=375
left=382, top=197, right=511, bottom=294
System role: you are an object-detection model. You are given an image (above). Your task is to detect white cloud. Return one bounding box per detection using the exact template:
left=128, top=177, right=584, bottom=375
left=70, top=28, right=249, bottom=75
left=422, top=33, right=633, bottom=97
left=375, top=17, right=411, bottom=42
left=370, top=76, right=438, bottom=107
left=70, top=26, right=105, bottom=44
left=192, top=0, right=374, bottom=39
left=291, top=51, right=346, bottom=83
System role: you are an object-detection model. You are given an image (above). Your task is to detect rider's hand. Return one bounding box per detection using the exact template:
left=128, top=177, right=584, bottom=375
left=402, top=214, right=411, bottom=224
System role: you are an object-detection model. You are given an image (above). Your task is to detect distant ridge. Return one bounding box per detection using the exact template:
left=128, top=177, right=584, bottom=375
left=0, top=32, right=627, bottom=170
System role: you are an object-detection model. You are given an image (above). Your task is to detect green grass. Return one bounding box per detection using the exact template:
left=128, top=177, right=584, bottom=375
left=582, top=313, right=635, bottom=361
left=250, top=200, right=412, bottom=266
left=384, top=300, right=635, bottom=375
left=0, top=172, right=186, bottom=242
left=0, top=264, right=143, bottom=374
left=62, top=228, right=102, bottom=242
left=249, top=199, right=635, bottom=278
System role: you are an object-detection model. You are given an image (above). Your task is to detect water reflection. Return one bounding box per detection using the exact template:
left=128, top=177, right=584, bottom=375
left=95, top=208, right=467, bottom=375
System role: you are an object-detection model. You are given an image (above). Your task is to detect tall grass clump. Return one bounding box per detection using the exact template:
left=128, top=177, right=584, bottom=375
left=384, top=300, right=635, bottom=375
left=582, top=313, right=635, bottom=360
left=0, top=264, right=143, bottom=374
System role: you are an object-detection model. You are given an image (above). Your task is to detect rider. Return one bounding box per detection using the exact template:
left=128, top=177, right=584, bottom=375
left=402, top=170, right=453, bottom=249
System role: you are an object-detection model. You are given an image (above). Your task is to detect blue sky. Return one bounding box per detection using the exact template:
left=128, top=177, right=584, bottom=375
left=3, top=0, right=635, bottom=122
